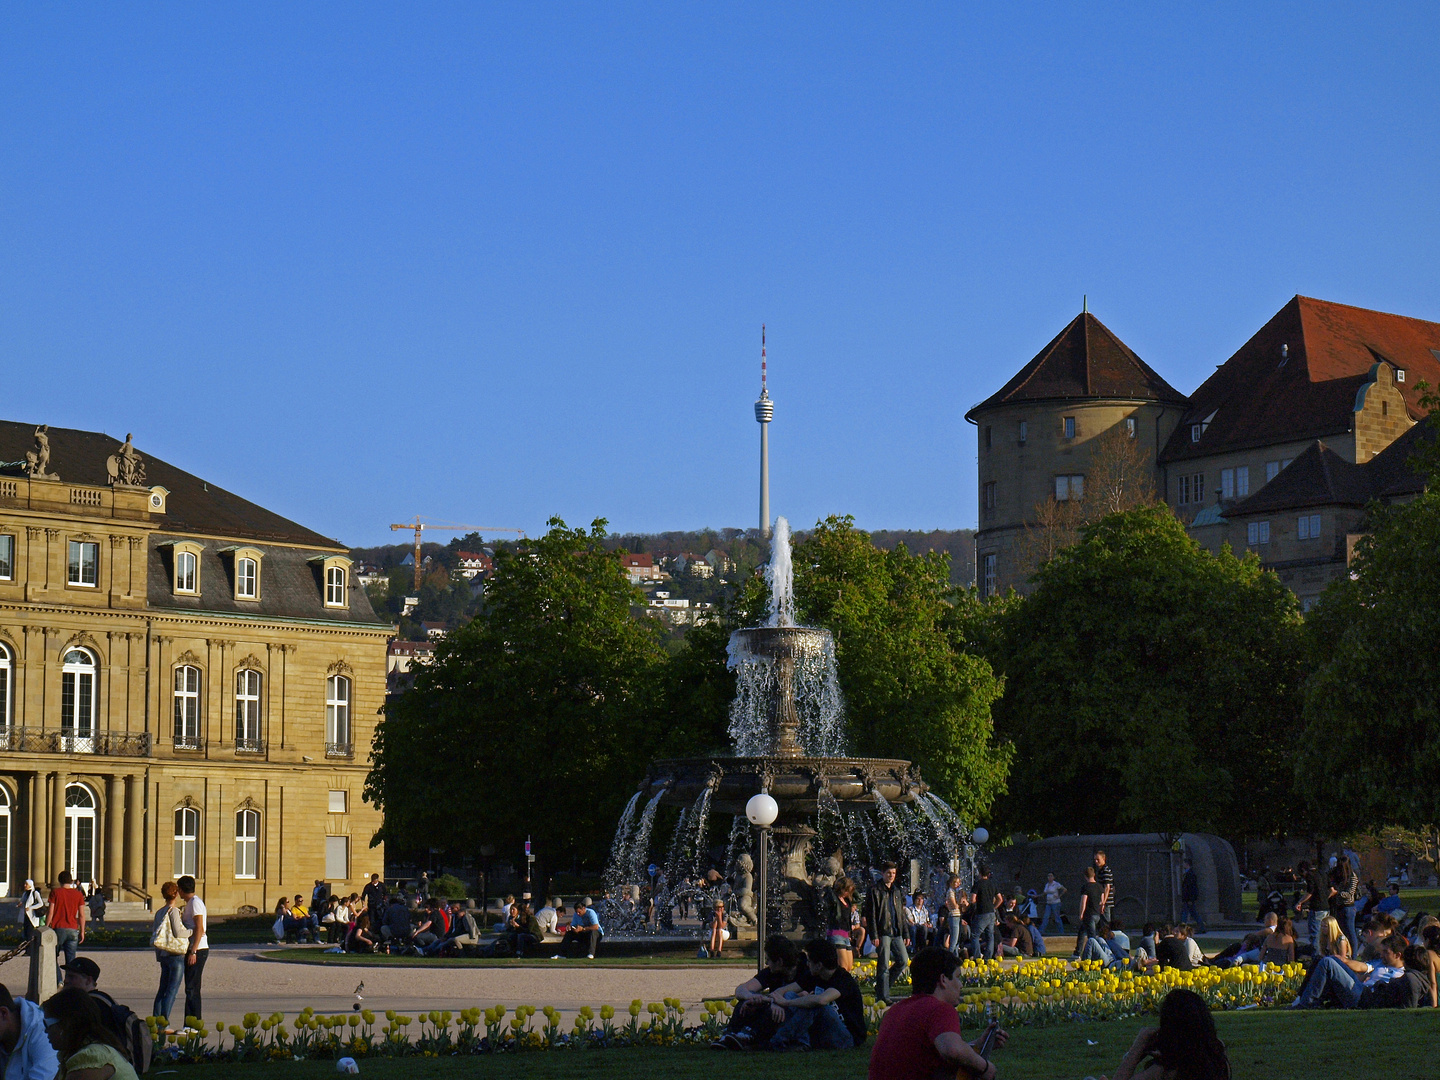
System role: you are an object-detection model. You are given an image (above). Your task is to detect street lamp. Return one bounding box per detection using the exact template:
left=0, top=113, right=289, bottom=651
left=972, top=827, right=989, bottom=845
left=746, top=792, right=779, bottom=973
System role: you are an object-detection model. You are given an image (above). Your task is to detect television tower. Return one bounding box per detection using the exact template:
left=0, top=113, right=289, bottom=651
left=755, top=325, right=773, bottom=538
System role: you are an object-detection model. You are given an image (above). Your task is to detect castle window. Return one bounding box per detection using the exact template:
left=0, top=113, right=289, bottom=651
left=1247, top=521, right=1270, bottom=546
left=1221, top=469, right=1234, bottom=500
left=175, top=551, right=197, bottom=594
left=981, top=554, right=996, bottom=598
left=0, top=643, right=10, bottom=728
left=173, top=806, right=199, bottom=877
left=1055, top=475, right=1084, bottom=502
left=67, top=541, right=98, bottom=587
left=1297, top=514, right=1321, bottom=541
left=61, top=649, right=96, bottom=749
left=982, top=482, right=996, bottom=516
left=173, top=665, right=201, bottom=750
left=0, top=535, right=12, bottom=580
left=1125, top=417, right=1136, bottom=438
left=235, top=809, right=260, bottom=879
left=237, top=557, right=258, bottom=599
left=329, top=790, right=348, bottom=813
left=1063, top=417, right=1076, bottom=439
left=235, top=669, right=263, bottom=749
left=1018, top=421, right=1027, bottom=444
left=1236, top=466, right=1249, bottom=497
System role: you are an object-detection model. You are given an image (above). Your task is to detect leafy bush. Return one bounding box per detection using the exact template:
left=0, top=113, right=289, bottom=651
left=431, top=873, right=469, bottom=899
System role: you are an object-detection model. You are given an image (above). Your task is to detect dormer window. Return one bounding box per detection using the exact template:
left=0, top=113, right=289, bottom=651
left=224, top=546, right=264, bottom=601
left=167, top=541, right=204, bottom=596
left=311, top=554, right=352, bottom=609
left=1396, top=369, right=1405, bottom=383
left=326, top=566, right=346, bottom=606
left=1191, top=424, right=1202, bottom=443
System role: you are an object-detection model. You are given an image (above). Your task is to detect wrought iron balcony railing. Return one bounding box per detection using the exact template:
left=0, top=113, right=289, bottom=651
left=325, top=741, right=354, bottom=759
left=173, top=734, right=203, bottom=751
left=235, top=737, right=266, bottom=754
left=0, top=727, right=152, bottom=757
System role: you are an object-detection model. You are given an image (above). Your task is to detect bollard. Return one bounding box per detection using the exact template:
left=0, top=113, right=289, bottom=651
left=26, top=928, right=57, bottom=1003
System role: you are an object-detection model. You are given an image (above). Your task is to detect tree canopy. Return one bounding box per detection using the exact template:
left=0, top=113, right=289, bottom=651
left=979, top=505, right=1306, bottom=839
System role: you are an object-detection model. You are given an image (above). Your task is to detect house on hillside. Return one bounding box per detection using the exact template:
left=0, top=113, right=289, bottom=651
left=621, top=552, right=663, bottom=584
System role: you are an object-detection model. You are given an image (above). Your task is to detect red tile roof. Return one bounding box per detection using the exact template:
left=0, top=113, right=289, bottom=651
left=1160, top=297, right=1440, bottom=464
left=967, top=312, right=1187, bottom=420
left=621, top=553, right=654, bottom=568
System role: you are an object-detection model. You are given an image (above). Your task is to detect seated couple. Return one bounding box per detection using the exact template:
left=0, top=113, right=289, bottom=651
left=1290, top=932, right=1433, bottom=1010
left=713, top=937, right=866, bottom=1051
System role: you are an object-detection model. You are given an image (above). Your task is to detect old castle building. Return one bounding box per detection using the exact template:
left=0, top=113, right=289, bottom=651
left=0, top=422, right=389, bottom=913
left=970, top=297, right=1440, bottom=604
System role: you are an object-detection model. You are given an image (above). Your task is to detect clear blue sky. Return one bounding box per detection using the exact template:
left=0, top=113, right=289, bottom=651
left=4, top=4, right=1437, bottom=546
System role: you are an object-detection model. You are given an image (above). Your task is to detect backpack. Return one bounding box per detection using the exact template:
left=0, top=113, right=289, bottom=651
left=90, top=990, right=153, bottom=1074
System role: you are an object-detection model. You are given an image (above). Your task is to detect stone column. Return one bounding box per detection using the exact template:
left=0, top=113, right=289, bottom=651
left=123, top=775, right=142, bottom=889
left=25, top=774, right=41, bottom=887
left=104, top=775, right=124, bottom=893
left=48, top=771, right=66, bottom=883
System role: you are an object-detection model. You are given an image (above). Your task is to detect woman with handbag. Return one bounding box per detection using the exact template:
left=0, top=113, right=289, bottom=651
left=150, top=881, right=191, bottom=1032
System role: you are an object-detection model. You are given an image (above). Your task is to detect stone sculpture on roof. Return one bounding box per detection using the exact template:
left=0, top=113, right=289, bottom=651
left=21, top=425, right=58, bottom=480
left=106, top=433, right=146, bottom=487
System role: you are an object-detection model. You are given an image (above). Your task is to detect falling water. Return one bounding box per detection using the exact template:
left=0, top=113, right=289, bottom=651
left=871, top=788, right=911, bottom=862
left=766, top=516, right=796, bottom=627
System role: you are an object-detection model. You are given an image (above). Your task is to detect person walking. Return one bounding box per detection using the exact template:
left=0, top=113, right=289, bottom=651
left=1074, top=866, right=1105, bottom=959
left=150, top=881, right=190, bottom=1033
left=46, top=871, right=87, bottom=985
left=1040, top=873, right=1066, bottom=937
left=1094, top=850, right=1115, bottom=924
left=1179, top=859, right=1207, bottom=933
left=970, top=863, right=1002, bottom=962
left=863, top=862, right=910, bottom=1003
left=177, top=875, right=208, bottom=1024
left=18, top=880, right=43, bottom=943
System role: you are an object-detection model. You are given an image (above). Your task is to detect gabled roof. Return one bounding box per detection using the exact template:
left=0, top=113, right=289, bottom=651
left=1160, top=297, right=1440, bottom=464
left=967, top=312, right=1187, bottom=420
left=0, top=420, right=341, bottom=548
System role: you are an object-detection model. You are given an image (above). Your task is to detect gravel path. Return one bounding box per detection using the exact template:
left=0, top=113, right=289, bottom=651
left=28, top=946, right=750, bottom=1026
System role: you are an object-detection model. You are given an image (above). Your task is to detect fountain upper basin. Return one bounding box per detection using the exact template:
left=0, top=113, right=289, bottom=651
left=642, top=755, right=927, bottom=818
left=728, top=624, right=833, bottom=659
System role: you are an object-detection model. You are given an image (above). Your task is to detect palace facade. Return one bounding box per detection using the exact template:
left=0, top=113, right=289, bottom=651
left=969, top=297, right=1440, bottom=604
left=0, top=421, right=390, bottom=914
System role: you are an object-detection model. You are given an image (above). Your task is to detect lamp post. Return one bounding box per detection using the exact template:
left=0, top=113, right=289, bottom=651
left=746, top=792, right=779, bottom=973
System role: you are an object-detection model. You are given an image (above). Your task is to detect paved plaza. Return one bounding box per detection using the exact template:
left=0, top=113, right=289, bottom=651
left=5, top=946, right=749, bottom=1026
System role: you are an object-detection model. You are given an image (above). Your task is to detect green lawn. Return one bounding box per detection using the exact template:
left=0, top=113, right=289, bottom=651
left=1239, top=886, right=1440, bottom=919
left=166, top=1009, right=1440, bottom=1080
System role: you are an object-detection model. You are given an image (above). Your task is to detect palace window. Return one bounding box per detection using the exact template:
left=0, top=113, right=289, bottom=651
left=175, top=551, right=197, bottom=594
left=326, top=675, right=351, bottom=753
left=67, top=541, right=98, bottom=587
left=325, top=566, right=346, bottom=607
left=1297, top=514, right=1322, bottom=541
left=61, top=649, right=96, bottom=749
left=237, top=557, right=258, bottom=599
left=173, top=807, right=198, bottom=877
left=1054, top=475, right=1084, bottom=501
left=0, top=644, right=10, bottom=730
left=235, top=809, right=260, bottom=879
left=235, top=669, right=262, bottom=749
left=1247, top=521, right=1271, bottom=546
left=65, top=785, right=96, bottom=884
left=1063, top=416, right=1076, bottom=439
left=325, top=835, right=349, bottom=880
left=329, top=790, right=348, bottom=813
left=173, top=666, right=201, bottom=749
left=0, top=534, right=12, bottom=580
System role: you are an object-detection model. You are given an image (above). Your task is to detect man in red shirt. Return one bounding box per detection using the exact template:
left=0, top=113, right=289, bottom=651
left=46, top=870, right=87, bottom=984
left=868, top=946, right=1008, bottom=1080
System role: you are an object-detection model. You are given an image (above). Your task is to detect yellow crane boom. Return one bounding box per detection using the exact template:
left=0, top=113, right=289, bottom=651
left=388, top=516, right=526, bottom=589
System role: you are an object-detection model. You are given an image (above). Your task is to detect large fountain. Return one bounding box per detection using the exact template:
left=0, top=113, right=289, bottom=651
left=603, top=518, right=977, bottom=938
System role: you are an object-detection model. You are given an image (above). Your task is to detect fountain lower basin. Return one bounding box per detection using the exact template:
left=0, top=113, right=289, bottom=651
left=642, top=755, right=927, bottom=816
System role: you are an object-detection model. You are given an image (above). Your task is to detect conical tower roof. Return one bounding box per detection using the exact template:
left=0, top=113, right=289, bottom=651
left=967, top=312, right=1187, bottom=420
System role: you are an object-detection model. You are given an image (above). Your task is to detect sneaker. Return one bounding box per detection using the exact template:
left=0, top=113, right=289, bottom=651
left=716, top=1034, right=746, bottom=1050
left=587, top=953, right=594, bottom=959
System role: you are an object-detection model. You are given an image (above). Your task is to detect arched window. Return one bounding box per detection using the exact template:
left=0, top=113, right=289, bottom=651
left=235, top=670, right=262, bottom=750
left=175, top=550, right=197, bottom=593
left=173, top=806, right=198, bottom=877
left=325, top=675, right=350, bottom=756
left=173, top=665, right=201, bottom=749
left=0, top=785, right=11, bottom=897
left=0, top=643, right=10, bottom=732
left=325, top=565, right=346, bottom=606
left=234, top=809, right=260, bottom=878
left=61, top=649, right=96, bottom=752
left=65, top=784, right=96, bottom=884
left=237, top=557, right=258, bottom=599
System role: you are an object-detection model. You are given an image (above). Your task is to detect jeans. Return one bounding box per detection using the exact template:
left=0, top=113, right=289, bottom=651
left=1306, top=909, right=1319, bottom=946
left=911, top=925, right=934, bottom=951
left=560, top=926, right=600, bottom=957
left=875, top=933, right=909, bottom=1001
left=1031, top=930, right=1048, bottom=956
left=1230, top=947, right=1261, bottom=967
left=183, top=948, right=208, bottom=1021
left=154, top=952, right=185, bottom=1024
left=1073, top=913, right=1100, bottom=958
left=1040, top=902, right=1064, bottom=936
left=1341, top=905, right=1358, bottom=954
left=1179, top=901, right=1207, bottom=934
left=1293, top=955, right=1362, bottom=1009
left=1081, top=938, right=1117, bottom=966
left=945, top=914, right=963, bottom=955
left=53, top=927, right=79, bottom=983
left=970, top=912, right=997, bottom=961
left=769, top=994, right=855, bottom=1050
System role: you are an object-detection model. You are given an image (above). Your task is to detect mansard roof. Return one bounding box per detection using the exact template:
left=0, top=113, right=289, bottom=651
left=0, top=420, right=340, bottom=548
left=1160, top=297, right=1440, bottom=464
left=967, top=312, right=1187, bottom=420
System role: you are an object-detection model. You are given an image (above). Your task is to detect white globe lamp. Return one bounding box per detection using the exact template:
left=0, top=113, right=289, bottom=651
left=745, top=791, right=779, bottom=972
left=746, top=793, right=779, bottom=827
left=972, top=827, right=989, bottom=845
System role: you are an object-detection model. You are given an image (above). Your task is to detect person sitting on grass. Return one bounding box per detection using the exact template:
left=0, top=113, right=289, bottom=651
left=379, top=895, right=411, bottom=953
left=1315, top=914, right=1350, bottom=963
left=345, top=914, right=376, bottom=953
left=1356, top=912, right=1401, bottom=962
left=410, top=898, right=446, bottom=953
left=1261, top=916, right=1296, bottom=966
left=704, top=900, right=729, bottom=959
left=1138, top=925, right=1194, bottom=972
left=1098, top=987, right=1230, bottom=1080
left=867, top=945, right=1008, bottom=1080
left=554, top=898, right=602, bottom=959
left=768, top=939, right=867, bottom=1051
left=713, top=936, right=809, bottom=1050
left=1290, top=931, right=1409, bottom=1009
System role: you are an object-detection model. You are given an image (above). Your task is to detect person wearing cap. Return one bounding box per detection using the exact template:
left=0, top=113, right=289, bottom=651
left=17, top=882, right=42, bottom=944
left=0, top=981, right=60, bottom=1080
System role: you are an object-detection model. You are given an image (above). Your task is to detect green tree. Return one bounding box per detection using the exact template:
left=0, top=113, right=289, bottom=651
left=365, top=518, right=675, bottom=870
left=791, top=516, right=1011, bottom=824
left=984, top=506, right=1305, bottom=839
left=1296, top=424, right=1440, bottom=833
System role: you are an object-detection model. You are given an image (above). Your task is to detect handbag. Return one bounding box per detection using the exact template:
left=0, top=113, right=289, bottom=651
left=152, top=910, right=190, bottom=955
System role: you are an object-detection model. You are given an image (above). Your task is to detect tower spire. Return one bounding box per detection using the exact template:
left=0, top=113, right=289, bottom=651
left=754, top=324, right=774, bottom=538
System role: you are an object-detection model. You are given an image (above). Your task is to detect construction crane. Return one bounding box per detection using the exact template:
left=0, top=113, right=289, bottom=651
left=389, top=516, right=527, bottom=589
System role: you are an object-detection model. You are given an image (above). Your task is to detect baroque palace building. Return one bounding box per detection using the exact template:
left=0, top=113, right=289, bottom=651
left=969, top=296, right=1440, bottom=605
left=0, top=421, right=390, bottom=914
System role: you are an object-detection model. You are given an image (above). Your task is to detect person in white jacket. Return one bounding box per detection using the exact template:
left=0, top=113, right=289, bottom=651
left=18, top=883, right=42, bottom=943
left=0, top=985, right=61, bottom=1080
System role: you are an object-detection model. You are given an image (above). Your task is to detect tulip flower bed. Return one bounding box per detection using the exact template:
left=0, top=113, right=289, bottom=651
left=147, top=956, right=1305, bottom=1064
